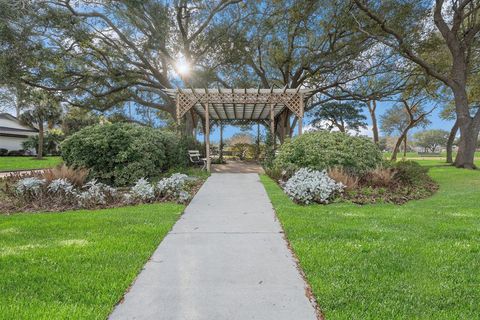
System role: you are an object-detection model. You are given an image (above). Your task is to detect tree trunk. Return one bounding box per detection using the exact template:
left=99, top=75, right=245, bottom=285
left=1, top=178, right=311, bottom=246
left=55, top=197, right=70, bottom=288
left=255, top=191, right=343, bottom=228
left=452, top=88, right=480, bottom=169
left=278, top=112, right=286, bottom=144
left=219, top=123, right=224, bottom=162
left=15, top=84, right=25, bottom=117
left=403, top=135, right=407, bottom=158
left=37, top=122, right=44, bottom=160
left=182, top=112, right=196, bottom=137
left=368, top=100, right=379, bottom=144
left=454, top=122, right=479, bottom=169
left=391, top=130, right=410, bottom=161
left=446, top=119, right=458, bottom=163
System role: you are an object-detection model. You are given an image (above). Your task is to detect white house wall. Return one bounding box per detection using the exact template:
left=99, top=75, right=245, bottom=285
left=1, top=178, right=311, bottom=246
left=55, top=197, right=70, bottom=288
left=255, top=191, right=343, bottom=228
left=0, top=136, right=29, bottom=151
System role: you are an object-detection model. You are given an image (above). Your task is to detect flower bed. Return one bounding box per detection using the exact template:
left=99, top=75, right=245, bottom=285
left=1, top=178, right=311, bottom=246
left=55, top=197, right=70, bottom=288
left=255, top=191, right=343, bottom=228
left=0, top=166, right=205, bottom=214
left=271, top=160, right=438, bottom=205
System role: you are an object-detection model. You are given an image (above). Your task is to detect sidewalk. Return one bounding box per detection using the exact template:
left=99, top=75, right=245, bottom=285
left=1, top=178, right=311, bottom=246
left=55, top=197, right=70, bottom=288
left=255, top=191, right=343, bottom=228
left=109, top=173, right=317, bottom=320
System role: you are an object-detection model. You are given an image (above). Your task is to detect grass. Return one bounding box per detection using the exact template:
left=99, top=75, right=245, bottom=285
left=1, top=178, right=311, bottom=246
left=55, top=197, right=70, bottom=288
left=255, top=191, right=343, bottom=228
left=382, top=151, right=480, bottom=161
left=0, top=203, right=184, bottom=319
left=261, top=160, right=480, bottom=319
left=0, top=156, right=63, bottom=172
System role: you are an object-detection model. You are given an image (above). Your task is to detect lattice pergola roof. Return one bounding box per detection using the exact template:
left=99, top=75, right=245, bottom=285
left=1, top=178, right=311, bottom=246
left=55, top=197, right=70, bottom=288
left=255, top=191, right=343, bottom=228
left=164, top=87, right=314, bottom=121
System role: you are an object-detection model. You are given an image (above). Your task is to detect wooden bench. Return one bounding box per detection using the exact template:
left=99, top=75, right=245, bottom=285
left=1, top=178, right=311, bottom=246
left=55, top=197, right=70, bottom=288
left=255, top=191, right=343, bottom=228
left=188, top=150, right=207, bottom=170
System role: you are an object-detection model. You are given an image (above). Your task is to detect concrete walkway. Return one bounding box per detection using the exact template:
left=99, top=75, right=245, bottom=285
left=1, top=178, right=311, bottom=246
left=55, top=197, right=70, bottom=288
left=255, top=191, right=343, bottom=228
left=211, top=160, right=265, bottom=173
left=110, top=173, right=317, bottom=320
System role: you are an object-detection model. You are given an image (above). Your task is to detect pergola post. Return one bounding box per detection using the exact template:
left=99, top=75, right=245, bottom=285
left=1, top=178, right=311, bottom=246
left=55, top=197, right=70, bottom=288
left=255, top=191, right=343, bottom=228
left=205, top=103, right=211, bottom=172
left=270, top=104, right=275, bottom=144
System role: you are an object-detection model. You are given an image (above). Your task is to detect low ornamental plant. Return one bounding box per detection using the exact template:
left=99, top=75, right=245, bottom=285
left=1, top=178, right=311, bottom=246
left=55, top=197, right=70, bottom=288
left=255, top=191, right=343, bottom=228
left=128, top=174, right=191, bottom=204
left=156, top=173, right=189, bottom=199
left=269, top=160, right=438, bottom=205
left=76, top=180, right=119, bottom=208
left=130, top=178, right=155, bottom=201
left=283, top=168, right=344, bottom=204
left=1, top=170, right=201, bottom=214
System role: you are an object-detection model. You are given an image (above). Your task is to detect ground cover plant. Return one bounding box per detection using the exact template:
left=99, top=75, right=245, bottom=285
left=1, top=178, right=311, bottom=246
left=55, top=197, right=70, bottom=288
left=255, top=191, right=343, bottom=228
left=261, top=160, right=480, bottom=319
left=0, top=156, right=62, bottom=172
left=0, top=203, right=183, bottom=319
left=0, top=165, right=204, bottom=214
left=268, top=132, right=437, bottom=205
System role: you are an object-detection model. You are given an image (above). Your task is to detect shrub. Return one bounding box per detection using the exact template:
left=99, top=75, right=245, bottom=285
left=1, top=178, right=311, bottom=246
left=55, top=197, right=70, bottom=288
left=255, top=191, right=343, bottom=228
left=274, top=131, right=382, bottom=174
left=262, top=133, right=276, bottom=168
left=393, top=160, right=430, bottom=185
left=156, top=173, right=189, bottom=199
left=2, top=169, right=200, bottom=213
left=131, top=178, right=155, bottom=201
left=47, top=179, right=77, bottom=205
left=175, top=135, right=203, bottom=167
left=61, top=123, right=180, bottom=186
left=327, top=167, right=359, bottom=190
left=284, top=168, right=344, bottom=204
left=76, top=180, right=117, bottom=208
left=15, top=177, right=46, bottom=199
left=48, top=178, right=75, bottom=195
left=0, top=148, right=8, bottom=156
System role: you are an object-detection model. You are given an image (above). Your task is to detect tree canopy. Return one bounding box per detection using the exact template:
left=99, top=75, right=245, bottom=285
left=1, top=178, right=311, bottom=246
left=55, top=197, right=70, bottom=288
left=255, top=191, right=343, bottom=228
left=309, top=102, right=368, bottom=133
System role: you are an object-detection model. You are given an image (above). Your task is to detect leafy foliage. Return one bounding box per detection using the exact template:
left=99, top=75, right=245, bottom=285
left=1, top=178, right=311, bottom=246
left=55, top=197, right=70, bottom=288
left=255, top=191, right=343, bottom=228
left=2, top=170, right=201, bottom=213
left=62, top=107, right=101, bottom=136
left=274, top=131, right=382, bottom=174
left=130, top=178, right=155, bottom=201
left=380, top=103, right=431, bottom=136
left=283, top=168, right=344, bottom=204
left=393, top=160, right=430, bottom=186
left=61, top=123, right=184, bottom=186
left=309, top=101, right=367, bottom=133
left=413, top=129, right=449, bottom=153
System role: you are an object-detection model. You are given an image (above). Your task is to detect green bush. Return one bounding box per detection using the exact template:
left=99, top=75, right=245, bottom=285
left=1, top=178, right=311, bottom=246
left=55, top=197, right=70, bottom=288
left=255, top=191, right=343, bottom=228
left=393, top=160, right=430, bottom=185
left=273, top=131, right=382, bottom=174
left=61, top=123, right=186, bottom=186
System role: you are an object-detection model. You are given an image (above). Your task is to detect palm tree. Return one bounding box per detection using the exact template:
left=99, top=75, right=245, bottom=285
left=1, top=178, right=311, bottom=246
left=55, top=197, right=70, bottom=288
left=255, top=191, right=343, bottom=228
left=19, top=90, right=62, bottom=159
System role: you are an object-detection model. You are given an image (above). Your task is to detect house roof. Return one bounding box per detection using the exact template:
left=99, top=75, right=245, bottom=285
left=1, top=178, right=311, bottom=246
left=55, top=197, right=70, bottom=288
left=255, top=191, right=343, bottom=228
left=0, top=113, right=38, bottom=133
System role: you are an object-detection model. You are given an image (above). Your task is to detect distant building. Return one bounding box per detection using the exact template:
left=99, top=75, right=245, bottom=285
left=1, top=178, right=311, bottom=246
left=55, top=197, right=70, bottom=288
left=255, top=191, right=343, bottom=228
left=0, top=113, right=38, bottom=151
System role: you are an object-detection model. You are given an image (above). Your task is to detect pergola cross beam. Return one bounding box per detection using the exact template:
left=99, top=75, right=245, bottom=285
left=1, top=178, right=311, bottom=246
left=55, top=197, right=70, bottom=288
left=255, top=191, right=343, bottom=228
left=165, top=88, right=314, bottom=172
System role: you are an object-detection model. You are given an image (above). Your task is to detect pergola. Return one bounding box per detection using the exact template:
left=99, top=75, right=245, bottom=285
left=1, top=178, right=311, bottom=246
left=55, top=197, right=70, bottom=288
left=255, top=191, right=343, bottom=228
left=164, top=87, right=315, bottom=171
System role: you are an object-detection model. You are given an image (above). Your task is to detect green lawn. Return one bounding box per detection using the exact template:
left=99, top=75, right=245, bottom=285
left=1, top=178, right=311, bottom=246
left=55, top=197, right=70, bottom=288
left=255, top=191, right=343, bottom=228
left=382, top=151, right=480, bottom=160
left=0, top=203, right=184, bottom=319
left=0, top=156, right=63, bottom=171
left=261, top=161, right=480, bottom=319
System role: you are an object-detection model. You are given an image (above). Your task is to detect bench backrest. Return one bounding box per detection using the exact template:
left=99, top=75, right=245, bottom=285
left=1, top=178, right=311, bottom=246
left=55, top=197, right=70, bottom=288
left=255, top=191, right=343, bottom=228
left=188, top=150, right=201, bottom=162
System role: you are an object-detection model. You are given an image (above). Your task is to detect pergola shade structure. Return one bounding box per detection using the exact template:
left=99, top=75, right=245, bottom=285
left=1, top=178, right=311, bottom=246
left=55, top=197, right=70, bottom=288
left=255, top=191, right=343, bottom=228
left=164, top=87, right=314, bottom=171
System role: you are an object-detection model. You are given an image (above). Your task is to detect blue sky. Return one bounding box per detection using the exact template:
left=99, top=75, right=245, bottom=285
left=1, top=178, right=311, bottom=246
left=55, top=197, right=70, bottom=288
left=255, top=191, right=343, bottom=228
left=204, top=100, right=454, bottom=143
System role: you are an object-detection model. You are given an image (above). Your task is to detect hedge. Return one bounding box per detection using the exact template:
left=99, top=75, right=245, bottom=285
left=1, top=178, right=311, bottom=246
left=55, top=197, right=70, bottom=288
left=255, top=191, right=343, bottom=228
left=61, top=123, right=193, bottom=186
left=273, top=131, right=382, bottom=174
